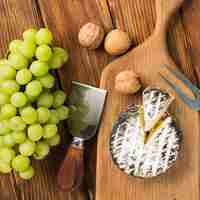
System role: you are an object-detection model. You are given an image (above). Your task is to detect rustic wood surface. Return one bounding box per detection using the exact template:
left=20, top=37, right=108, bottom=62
left=0, top=0, right=199, bottom=200
left=96, top=0, right=200, bottom=200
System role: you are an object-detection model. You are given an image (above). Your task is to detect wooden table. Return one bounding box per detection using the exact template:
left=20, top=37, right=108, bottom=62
left=0, top=0, right=199, bottom=199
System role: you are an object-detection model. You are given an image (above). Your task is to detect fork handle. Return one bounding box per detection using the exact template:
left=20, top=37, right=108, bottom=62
left=57, top=137, right=84, bottom=191
left=155, top=0, right=184, bottom=33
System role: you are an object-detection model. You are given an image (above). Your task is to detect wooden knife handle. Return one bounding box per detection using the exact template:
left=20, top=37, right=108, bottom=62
left=57, top=140, right=84, bottom=191
left=155, top=0, right=184, bottom=32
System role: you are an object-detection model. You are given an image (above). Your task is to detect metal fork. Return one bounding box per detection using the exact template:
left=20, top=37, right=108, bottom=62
left=159, top=65, right=200, bottom=111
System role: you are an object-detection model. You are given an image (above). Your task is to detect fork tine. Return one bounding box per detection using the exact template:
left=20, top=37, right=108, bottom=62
left=162, top=65, right=200, bottom=98
left=159, top=73, right=200, bottom=111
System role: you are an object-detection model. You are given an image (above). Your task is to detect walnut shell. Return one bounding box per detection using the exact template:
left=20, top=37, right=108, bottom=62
left=104, top=29, right=132, bottom=55
left=78, top=22, right=105, bottom=50
left=115, top=70, right=141, bottom=94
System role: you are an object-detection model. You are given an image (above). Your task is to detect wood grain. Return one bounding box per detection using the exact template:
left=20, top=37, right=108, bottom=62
left=181, top=0, right=200, bottom=83
left=38, top=0, right=112, bottom=91
left=0, top=0, right=112, bottom=200
left=0, top=0, right=101, bottom=199
left=96, top=0, right=200, bottom=200
left=0, top=1, right=51, bottom=200
left=0, top=0, right=200, bottom=199
left=37, top=0, right=113, bottom=197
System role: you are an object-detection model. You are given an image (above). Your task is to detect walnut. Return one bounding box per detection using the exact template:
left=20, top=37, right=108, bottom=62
left=78, top=22, right=105, bottom=50
left=104, top=29, right=132, bottom=55
left=115, top=70, right=141, bottom=94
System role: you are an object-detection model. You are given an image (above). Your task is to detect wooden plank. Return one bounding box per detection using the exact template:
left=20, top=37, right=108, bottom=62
left=107, top=0, right=155, bottom=43
left=0, top=0, right=96, bottom=199
left=0, top=1, right=59, bottom=200
left=0, top=2, right=47, bottom=200
left=181, top=0, right=200, bottom=83
left=37, top=0, right=113, bottom=92
left=96, top=0, right=200, bottom=199
left=37, top=0, right=113, bottom=198
left=0, top=174, right=19, bottom=200
left=1, top=0, right=199, bottom=199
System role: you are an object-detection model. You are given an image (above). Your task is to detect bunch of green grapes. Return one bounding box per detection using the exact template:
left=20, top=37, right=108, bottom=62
left=0, top=28, right=70, bottom=180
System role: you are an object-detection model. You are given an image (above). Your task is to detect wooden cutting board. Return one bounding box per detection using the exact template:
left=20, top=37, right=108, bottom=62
left=96, top=0, right=200, bottom=200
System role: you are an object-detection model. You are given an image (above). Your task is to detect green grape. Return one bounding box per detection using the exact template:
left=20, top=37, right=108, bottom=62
left=19, top=139, right=36, bottom=156
left=9, top=40, right=22, bottom=53
left=68, top=119, right=88, bottom=135
left=46, top=134, right=60, bottom=146
left=19, top=105, right=30, bottom=115
left=33, top=141, right=50, bottom=160
left=48, top=54, right=63, bottom=69
left=53, top=47, right=69, bottom=63
left=19, top=166, right=34, bottom=179
left=3, top=134, right=15, bottom=147
left=48, top=109, right=60, bottom=124
left=0, top=147, right=15, bottom=163
left=0, top=79, right=4, bottom=86
left=56, top=106, right=69, bottom=120
left=12, top=131, right=26, bottom=144
left=1, top=104, right=17, bottom=119
left=49, top=47, right=69, bottom=69
left=36, top=44, right=53, bottom=61
left=20, top=106, right=37, bottom=124
left=68, top=105, right=77, bottom=116
left=37, top=92, right=53, bottom=108
left=0, top=59, right=10, bottom=66
left=0, top=161, right=12, bottom=173
left=19, top=40, right=36, bottom=59
left=23, top=28, right=37, bottom=43
left=0, top=120, right=11, bottom=135
left=38, top=73, right=55, bottom=89
left=16, top=68, right=32, bottom=85
left=36, top=28, right=53, bottom=45
left=25, top=80, right=42, bottom=97
left=8, top=52, right=28, bottom=70
left=11, top=92, right=27, bottom=108
left=0, top=93, right=10, bottom=105
left=27, top=95, right=37, bottom=103
left=28, top=124, right=43, bottom=141
left=37, top=107, right=50, bottom=123
left=10, top=116, right=26, bottom=131
left=30, top=61, right=49, bottom=77
left=0, top=136, right=3, bottom=147
left=43, top=124, right=58, bottom=139
left=1, top=80, right=20, bottom=95
left=0, top=66, right=16, bottom=80
left=12, top=155, right=30, bottom=172
left=53, top=90, right=66, bottom=108
left=0, top=81, right=5, bottom=88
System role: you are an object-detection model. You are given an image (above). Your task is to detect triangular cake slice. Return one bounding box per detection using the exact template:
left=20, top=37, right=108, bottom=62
left=143, top=87, right=174, bottom=132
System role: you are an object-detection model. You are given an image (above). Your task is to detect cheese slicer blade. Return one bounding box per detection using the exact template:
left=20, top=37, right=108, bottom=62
left=57, top=81, right=107, bottom=191
left=68, top=81, right=107, bottom=140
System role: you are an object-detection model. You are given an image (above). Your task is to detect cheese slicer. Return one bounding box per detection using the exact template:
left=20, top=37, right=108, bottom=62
left=57, top=81, right=107, bottom=191
left=159, top=65, right=200, bottom=110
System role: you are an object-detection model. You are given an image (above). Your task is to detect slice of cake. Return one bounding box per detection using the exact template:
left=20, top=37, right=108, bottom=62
left=143, top=87, right=174, bottom=132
